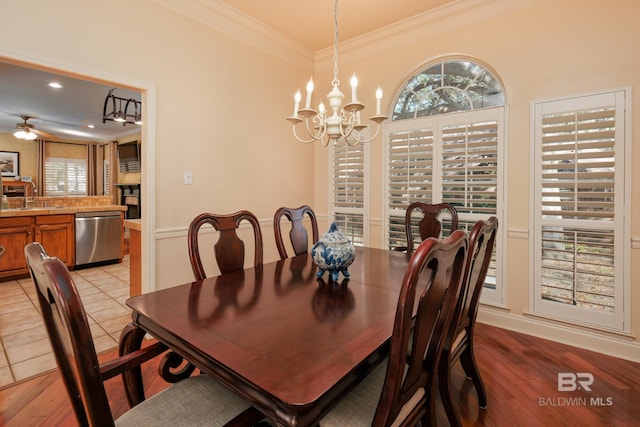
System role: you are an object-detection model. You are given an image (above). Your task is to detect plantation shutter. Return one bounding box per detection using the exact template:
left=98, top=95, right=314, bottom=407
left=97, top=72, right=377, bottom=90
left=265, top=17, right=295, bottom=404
left=386, top=128, right=434, bottom=248
left=441, top=121, right=498, bottom=215
left=332, top=141, right=368, bottom=245
left=533, top=90, right=626, bottom=330
left=44, top=142, right=87, bottom=196
left=103, top=159, right=111, bottom=195
left=384, top=107, right=504, bottom=304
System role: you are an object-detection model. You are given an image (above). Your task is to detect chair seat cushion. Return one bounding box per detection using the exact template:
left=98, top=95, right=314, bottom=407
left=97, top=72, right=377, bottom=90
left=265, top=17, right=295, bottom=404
left=320, top=360, right=387, bottom=426
left=320, top=359, right=425, bottom=427
left=115, top=375, right=251, bottom=427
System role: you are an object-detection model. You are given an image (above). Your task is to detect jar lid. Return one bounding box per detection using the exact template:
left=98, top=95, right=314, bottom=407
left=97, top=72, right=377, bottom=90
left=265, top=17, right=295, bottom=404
left=319, top=222, right=350, bottom=244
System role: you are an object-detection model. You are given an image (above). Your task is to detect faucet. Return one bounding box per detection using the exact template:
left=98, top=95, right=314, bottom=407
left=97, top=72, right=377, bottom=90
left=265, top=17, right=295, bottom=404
left=24, top=181, right=37, bottom=208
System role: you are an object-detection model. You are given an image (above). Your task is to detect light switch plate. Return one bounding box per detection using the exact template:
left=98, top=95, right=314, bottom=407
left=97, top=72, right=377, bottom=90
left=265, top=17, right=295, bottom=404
left=184, top=171, right=193, bottom=185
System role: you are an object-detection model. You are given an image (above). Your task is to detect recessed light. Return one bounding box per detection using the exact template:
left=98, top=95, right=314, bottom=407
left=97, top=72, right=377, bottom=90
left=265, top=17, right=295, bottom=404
left=88, top=124, right=95, bottom=128
left=48, top=82, right=63, bottom=89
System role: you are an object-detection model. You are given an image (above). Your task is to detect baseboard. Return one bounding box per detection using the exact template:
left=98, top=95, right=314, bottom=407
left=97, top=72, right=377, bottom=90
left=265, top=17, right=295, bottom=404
left=477, top=307, right=640, bottom=363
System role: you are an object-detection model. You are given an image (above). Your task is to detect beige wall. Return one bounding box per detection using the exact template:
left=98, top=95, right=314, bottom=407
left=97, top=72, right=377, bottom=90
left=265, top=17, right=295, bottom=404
left=313, top=0, right=640, bottom=359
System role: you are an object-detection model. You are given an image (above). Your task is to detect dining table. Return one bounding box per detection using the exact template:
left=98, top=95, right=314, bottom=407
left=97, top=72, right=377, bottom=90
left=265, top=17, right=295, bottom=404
left=119, top=246, right=412, bottom=427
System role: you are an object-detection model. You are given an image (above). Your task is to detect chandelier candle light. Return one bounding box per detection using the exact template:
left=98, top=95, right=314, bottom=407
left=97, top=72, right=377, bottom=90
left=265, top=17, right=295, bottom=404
left=287, top=0, right=387, bottom=146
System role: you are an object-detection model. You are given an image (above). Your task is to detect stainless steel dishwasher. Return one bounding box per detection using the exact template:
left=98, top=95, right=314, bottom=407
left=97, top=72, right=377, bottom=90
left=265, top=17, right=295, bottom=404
left=75, top=211, right=122, bottom=267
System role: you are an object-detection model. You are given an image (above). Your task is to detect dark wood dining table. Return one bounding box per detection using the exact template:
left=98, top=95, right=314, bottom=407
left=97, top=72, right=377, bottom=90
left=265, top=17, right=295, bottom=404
left=119, top=247, right=411, bottom=426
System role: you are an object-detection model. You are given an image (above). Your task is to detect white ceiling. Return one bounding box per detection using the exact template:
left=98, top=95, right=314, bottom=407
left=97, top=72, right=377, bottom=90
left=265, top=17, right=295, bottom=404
left=0, top=0, right=457, bottom=142
left=0, top=61, right=142, bottom=142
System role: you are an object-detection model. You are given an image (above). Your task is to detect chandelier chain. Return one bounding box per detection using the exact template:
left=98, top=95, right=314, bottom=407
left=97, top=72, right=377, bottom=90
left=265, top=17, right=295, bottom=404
left=331, top=0, right=340, bottom=88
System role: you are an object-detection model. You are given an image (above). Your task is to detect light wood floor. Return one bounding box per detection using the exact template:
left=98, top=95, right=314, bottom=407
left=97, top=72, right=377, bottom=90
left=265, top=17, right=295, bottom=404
left=1, top=323, right=639, bottom=426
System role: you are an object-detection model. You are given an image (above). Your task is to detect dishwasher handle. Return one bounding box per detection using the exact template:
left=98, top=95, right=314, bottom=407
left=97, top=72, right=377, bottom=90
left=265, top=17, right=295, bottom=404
left=75, top=211, right=122, bottom=218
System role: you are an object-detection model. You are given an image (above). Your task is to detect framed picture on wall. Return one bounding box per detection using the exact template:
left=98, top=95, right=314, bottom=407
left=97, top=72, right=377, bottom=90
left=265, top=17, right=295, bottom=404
left=0, top=151, right=19, bottom=177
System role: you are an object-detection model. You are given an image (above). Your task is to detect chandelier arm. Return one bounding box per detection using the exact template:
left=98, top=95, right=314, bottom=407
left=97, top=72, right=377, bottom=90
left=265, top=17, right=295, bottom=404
left=292, top=123, right=321, bottom=144
left=304, top=115, right=327, bottom=140
left=291, top=116, right=327, bottom=144
left=346, top=121, right=384, bottom=145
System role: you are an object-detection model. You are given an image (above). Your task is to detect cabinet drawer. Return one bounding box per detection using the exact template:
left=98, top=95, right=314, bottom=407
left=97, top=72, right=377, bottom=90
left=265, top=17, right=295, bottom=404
left=35, top=214, right=73, bottom=225
left=0, top=217, right=34, bottom=227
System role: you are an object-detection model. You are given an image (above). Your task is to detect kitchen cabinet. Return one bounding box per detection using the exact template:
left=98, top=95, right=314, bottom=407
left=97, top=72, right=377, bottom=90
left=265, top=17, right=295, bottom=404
left=0, top=214, right=74, bottom=280
left=0, top=217, right=33, bottom=278
left=35, top=215, right=74, bottom=267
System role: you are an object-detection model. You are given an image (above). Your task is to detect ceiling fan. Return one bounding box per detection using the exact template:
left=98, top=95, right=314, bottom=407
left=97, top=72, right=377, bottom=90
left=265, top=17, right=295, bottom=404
left=13, top=115, right=55, bottom=140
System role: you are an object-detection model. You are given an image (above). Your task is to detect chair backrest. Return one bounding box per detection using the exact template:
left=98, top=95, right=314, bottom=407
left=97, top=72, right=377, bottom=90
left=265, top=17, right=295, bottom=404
left=453, top=216, right=498, bottom=338
left=404, top=202, right=459, bottom=253
left=188, top=211, right=263, bottom=279
left=24, top=242, right=114, bottom=426
left=273, top=205, right=319, bottom=259
left=373, top=230, right=468, bottom=427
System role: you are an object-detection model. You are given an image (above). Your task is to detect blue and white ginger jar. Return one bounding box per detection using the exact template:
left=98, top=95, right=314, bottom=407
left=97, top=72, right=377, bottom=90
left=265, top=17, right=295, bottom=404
left=311, top=223, right=356, bottom=282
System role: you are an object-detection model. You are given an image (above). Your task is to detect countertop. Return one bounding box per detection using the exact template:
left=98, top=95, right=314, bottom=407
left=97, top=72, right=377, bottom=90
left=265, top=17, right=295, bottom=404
left=0, top=205, right=127, bottom=218
left=124, top=218, right=141, bottom=231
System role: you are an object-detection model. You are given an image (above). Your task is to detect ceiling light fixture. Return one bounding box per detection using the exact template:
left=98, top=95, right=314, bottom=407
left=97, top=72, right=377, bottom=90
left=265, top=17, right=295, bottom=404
left=287, top=0, right=387, bottom=146
left=14, top=116, right=38, bottom=140
left=102, top=89, right=142, bottom=126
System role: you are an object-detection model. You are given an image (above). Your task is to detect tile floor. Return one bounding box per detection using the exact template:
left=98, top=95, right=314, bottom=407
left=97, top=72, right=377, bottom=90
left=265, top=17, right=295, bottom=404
left=0, top=256, right=131, bottom=388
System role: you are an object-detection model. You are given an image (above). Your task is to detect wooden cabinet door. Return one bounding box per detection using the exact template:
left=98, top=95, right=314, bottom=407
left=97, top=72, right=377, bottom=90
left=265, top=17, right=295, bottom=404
left=35, top=215, right=74, bottom=267
left=0, top=219, right=34, bottom=279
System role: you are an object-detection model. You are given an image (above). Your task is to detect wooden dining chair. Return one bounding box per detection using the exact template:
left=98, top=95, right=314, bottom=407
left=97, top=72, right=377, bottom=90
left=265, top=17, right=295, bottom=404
left=188, top=210, right=263, bottom=279
left=396, top=202, right=459, bottom=253
left=320, top=230, right=468, bottom=427
left=24, top=241, right=263, bottom=427
left=273, top=205, right=319, bottom=259
left=438, top=216, right=498, bottom=427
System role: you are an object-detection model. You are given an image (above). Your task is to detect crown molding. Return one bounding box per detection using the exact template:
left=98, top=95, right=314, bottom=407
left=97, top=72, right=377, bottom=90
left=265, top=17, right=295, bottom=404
left=315, top=0, right=541, bottom=70
left=152, top=0, right=539, bottom=72
left=151, top=0, right=314, bottom=71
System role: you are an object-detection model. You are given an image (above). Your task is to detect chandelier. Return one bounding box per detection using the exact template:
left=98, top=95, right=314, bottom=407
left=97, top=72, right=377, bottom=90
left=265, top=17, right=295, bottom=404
left=287, top=0, right=387, bottom=146
left=102, top=89, right=143, bottom=126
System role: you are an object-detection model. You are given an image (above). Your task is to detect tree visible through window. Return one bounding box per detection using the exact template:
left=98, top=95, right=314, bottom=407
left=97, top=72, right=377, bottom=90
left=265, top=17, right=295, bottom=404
left=393, top=60, right=504, bottom=120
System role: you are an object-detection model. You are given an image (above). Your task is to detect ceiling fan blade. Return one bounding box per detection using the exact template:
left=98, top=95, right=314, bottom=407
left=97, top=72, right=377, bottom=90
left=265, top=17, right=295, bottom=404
left=33, top=128, right=59, bottom=139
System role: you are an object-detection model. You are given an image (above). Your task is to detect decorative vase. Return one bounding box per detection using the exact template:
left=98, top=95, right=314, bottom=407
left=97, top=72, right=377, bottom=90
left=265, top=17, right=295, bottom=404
left=311, top=222, right=356, bottom=282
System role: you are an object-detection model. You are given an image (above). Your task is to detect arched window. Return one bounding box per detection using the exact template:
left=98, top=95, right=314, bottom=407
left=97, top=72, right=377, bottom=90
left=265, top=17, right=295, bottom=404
left=392, top=59, right=505, bottom=120
left=384, top=58, right=506, bottom=306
